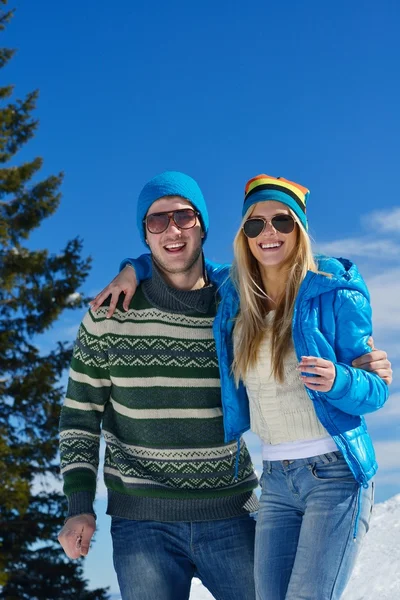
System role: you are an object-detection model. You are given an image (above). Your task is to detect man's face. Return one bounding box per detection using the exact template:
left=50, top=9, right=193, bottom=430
left=144, top=196, right=204, bottom=276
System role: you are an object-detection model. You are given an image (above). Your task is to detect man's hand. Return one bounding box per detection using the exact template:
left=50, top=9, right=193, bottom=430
left=58, top=514, right=96, bottom=559
left=352, top=337, right=392, bottom=385
left=89, top=265, right=137, bottom=318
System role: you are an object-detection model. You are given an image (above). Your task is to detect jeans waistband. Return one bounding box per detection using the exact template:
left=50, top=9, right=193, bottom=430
left=263, top=451, right=343, bottom=472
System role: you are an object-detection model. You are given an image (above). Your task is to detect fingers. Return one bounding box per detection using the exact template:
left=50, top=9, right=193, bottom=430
left=302, top=380, right=332, bottom=392
left=58, top=527, right=94, bottom=559
left=364, top=367, right=392, bottom=385
left=367, top=336, right=375, bottom=349
left=58, top=525, right=84, bottom=559
left=89, top=267, right=138, bottom=315
left=58, top=516, right=96, bottom=559
left=368, top=350, right=388, bottom=361
left=353, top=359, right=391, bottom=372
left=89, top=288, right=124, bottom=319
left=352, top=352, right=392, bottom=384
left=90, top=289, right=111, bottom=312
left=297, top=366, right=329, bottom=377
left=298, top=356, right=332, bottom=368
left=90, top=287, right=124, bottom=318
left=123, top=289, right=134, bottom=312
left=352, top=350, right=388, bottom=367
left=371, top=369, right=392, bottom=383
left=79, top=527, right=94, bottom=557
left=106, top=291, right=120, bottom=319
left=298, top=356, right=335, bottom=392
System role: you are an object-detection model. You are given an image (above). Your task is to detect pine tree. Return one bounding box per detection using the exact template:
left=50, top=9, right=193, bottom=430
left=0, top=3, right=109, bottom=597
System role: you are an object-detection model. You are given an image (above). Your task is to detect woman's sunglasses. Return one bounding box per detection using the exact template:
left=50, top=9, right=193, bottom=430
left=144, top=208, right=200, bottom=234
left=242, top=214, right=295, bottom=238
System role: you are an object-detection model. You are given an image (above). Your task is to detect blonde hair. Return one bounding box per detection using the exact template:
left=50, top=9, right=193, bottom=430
left=232, top=207, right=319, bottom=384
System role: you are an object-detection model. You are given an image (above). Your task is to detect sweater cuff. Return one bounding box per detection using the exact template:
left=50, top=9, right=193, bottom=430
left=66, top=491, right=96, bottom=520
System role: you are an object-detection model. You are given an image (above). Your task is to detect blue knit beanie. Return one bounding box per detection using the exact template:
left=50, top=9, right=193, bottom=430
left=137, top=171, right=209, bottom=246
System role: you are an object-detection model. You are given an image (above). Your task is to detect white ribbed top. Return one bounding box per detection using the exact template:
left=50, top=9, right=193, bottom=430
left=239, top=312, right=330, bottom=446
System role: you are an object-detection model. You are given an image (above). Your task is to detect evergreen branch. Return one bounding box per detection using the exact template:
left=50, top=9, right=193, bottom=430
left=0, top=4, right=108, bottom=596
left=0, top=47, right=16, bottom=68
left=0, top=84, right=14, bottom=99
left=0, top=6, right=15, bottom=33
left=0, top=156, right=43, bottom=197
left=1, top=171, right=63, bottom=243
left=0, top=90, right=39, bottom=163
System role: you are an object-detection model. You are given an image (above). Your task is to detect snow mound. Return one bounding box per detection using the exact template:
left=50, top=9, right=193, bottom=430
left=343, top=493, right=400, bottom=599
left=190, top=494, right=400, bottom=599
left=190, top=577, right=214, bottom=599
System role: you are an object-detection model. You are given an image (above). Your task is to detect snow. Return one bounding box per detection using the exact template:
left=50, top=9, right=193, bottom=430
left=65, top=292, right=81, bottom=305
left=342, top=494, right=400, bottom=600
left=190, top=578, right=214, bottom=599
left=189, top=495, right=400, bottom=600
left=101, top=496, right=400, bottom=599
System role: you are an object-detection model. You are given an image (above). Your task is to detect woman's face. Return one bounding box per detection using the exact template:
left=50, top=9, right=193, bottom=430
left=245, top=201, right=298, bottom=271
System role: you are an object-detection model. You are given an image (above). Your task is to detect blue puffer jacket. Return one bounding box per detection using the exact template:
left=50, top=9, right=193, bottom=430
left=122, top=255, right=389, bottom=485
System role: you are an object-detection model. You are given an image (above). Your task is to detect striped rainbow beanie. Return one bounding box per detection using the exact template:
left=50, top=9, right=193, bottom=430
left=243, top=174, right=309, bottom=230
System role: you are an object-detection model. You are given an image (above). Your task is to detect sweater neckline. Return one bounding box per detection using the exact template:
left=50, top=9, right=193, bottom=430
left=142, top=262, right=216, bottom=315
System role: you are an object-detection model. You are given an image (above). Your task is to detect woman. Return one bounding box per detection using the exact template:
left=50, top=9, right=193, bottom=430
left=226, top=174, right=388, bottom=599
left=92, top=174, right=389, bottom=599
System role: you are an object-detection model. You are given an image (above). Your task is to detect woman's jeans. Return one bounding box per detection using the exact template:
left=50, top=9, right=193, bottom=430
left=255, top=451, right=374, bottom=600
left=111, top=513, right=256, bottom=600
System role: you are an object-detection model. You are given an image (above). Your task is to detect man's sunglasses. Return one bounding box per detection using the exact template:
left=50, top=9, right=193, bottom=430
left=144, top=208, right=200, bottom=234
left=242, top=214, right=295, bottom=238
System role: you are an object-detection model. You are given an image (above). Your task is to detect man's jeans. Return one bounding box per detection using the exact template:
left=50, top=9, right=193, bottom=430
left=255, top=451, right=374, bottom=600
left=111, top=513, right=256, bottom=600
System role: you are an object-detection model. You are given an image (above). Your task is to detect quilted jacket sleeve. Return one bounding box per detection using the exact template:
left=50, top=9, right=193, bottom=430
left=119, top=256, right=232, bottom=288
left=323, top=289, right=389, bottom=415
left=204, top=259, right=232, bottom=289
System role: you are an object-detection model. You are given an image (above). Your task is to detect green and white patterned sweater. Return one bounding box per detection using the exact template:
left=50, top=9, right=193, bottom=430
left=60, top=269, right=258, bottom=521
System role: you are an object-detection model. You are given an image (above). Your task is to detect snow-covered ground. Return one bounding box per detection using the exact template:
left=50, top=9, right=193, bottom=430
left=189, top=494, right=400, bottom=600
left=342, top=494, right=400, bottom=600
left=189, top=578, right=214, bottom=600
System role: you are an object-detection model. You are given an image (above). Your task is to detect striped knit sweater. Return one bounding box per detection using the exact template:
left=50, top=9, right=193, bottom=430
left=60, top=267, right=258, bottom=521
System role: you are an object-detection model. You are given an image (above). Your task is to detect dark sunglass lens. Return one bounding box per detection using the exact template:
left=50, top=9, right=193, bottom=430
left=243, top=219, right=265, bottom=238
left=174, top=210, right=196, bottom=229
left=271, top=215, right=295, bottom=234
left=146, top=214, right=169, bottom=233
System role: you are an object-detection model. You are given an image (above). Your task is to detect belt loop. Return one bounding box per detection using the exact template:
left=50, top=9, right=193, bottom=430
left=322, top=452, right=337, bottom=464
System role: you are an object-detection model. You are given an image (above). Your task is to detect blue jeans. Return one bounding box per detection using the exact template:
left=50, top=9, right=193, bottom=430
left=255, top=452, right=374, bottom=600
left=111, top=514, right=256, bottom=600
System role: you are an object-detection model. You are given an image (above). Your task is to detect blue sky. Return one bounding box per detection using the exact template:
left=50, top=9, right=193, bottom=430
left=4, top=0, right=400, bottom=596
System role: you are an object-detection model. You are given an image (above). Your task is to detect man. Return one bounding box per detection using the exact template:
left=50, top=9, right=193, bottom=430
left=58, top=171, right=392, bottom=600
left=58, top=172, right=259, bottom=600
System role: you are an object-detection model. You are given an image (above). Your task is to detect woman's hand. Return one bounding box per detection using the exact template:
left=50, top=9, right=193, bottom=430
left=89, top=265, right=137, bottom=318
left=297, top=356, right=336, bottom=392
